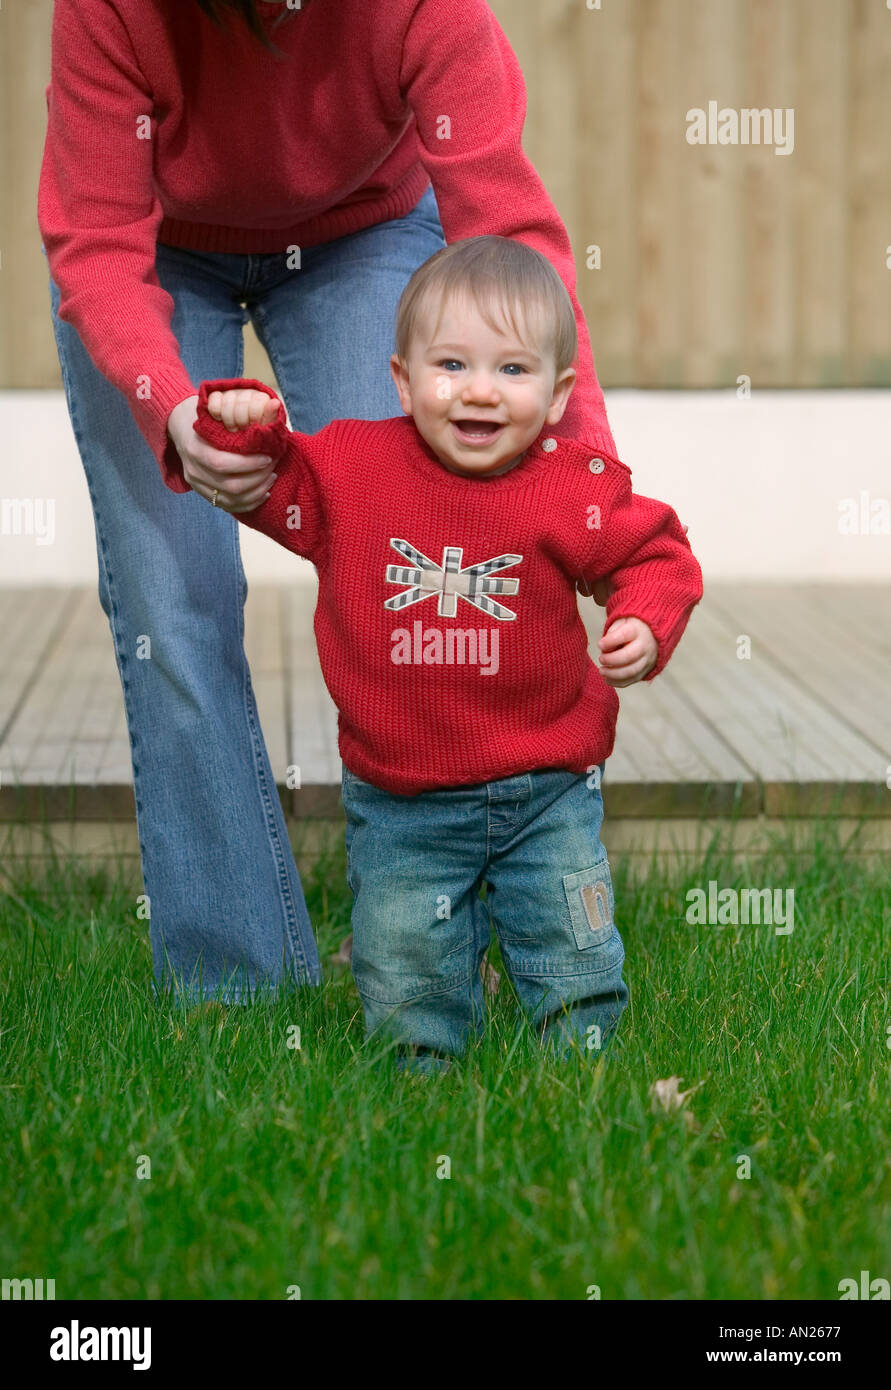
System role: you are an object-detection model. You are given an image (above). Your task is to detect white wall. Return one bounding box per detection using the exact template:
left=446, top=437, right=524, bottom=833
left=1, top=389, right=889, bottom=585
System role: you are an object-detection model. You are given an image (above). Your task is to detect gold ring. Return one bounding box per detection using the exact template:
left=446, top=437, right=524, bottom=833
left=212, top=489, right=219, bottom=507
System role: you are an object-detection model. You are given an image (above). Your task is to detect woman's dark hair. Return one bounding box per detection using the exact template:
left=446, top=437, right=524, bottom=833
left=194, top=1, right=305, bottom=57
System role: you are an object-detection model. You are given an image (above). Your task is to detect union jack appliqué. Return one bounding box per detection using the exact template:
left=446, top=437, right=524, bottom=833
left=384, top=538, right=522, bottom=621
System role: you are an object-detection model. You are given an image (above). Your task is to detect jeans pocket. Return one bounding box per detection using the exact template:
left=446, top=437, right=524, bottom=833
left=563, top=858, right=615, bottom=950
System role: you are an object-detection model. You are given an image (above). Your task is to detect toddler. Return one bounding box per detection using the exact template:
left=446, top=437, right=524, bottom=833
left=186, top=235, right=703, bottom=1072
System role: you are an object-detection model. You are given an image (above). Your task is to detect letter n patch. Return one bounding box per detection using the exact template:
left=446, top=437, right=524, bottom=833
left=580, top=879, right=611, bottom=932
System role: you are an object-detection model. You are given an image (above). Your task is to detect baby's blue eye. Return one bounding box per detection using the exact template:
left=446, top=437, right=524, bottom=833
left=436, top=360, right=526, bottom=374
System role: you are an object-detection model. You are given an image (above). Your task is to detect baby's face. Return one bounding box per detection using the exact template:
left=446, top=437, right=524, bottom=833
left=389, top=296, right=576, bottom=478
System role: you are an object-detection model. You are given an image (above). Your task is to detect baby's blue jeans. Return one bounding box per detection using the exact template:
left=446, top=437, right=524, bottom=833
left=341, top=762, right=629, bottom=1073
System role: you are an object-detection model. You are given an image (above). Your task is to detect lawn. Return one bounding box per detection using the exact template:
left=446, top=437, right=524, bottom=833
left=1, top=818, right=888, bottom=1300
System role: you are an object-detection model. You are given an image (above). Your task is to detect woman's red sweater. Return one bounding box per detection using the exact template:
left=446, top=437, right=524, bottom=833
left=38, top=0, right=619, bottom=486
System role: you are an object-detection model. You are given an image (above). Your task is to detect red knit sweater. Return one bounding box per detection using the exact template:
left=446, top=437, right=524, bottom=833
left=188, top=379, right=704, bottom=795
left=37, top=0, right=618, bottom=489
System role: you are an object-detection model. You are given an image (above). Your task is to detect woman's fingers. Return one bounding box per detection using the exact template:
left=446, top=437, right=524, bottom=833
left=195, top=472, right=278, bottom=513
left=186, top=447, right=275, bottom=493
left=186, top=467, right=276, bottom=506
left=171, top=396, right=276, bottom=503
left=224, top=476, right=277, bottom=513
left=226, top=491, right=273, bottom=515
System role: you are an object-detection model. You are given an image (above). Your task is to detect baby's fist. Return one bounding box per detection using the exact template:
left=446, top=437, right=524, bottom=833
left=207, top=387, right=281, bottom=432
left=598, top=616, right=658, bottom=688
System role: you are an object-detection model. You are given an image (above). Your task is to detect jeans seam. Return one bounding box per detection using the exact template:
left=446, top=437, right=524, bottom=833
left=249, top=301, right=301, bottom=442
left=508, top=941, right=626, bottom=980
left=239, top=293, right=326, bottom=978
left=229, top=508, right=310, bottom=977
left=50, top=295, right=154, bottom=914
left=358, top=966, right=477, bottom=1009
left=225, top=302, right=314, bottom=978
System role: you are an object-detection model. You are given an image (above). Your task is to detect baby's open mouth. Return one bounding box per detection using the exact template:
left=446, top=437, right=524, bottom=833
left=451, top=420, right=504, bottom=442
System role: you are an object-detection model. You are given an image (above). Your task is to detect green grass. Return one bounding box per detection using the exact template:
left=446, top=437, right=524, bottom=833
left=1, top=820, right=889, bottom=1300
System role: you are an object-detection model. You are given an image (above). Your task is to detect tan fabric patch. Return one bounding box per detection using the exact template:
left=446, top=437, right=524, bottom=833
left=580, top=879, right=611, bottom=931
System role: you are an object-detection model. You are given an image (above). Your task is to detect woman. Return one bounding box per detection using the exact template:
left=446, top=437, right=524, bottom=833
left=38, top=0, right=619, bottom=1002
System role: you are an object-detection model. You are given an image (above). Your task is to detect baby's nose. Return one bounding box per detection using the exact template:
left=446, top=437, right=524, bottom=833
left=464, top=375, right=498, bottom=398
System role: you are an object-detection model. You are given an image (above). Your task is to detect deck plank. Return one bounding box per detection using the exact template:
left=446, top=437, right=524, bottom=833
left=580, top=601, right=757, bottom=813
left=670, top=596, right=881, bottom=779
left=707, top=582, right=890, bottom=756
left=0, top=588, right=74, bottom=740
left=282, top=583, right=340, bottom=789
left=1, top=589, right=122, bottom=784
left=803, top=582, right=890, bottom=653
left=581, top=599, right=753, bottom=782
left=243, top=585, right=289, bottom=785
left=1, top=583, right=888, bottom=819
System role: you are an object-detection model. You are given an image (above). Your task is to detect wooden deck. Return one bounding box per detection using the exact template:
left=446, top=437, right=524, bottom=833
left=0, top=583, right=888, bottom=822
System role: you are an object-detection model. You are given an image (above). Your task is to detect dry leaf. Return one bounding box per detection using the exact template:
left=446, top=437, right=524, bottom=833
left=650, top=1075, right=704, bottom=1117
left=481, top=955, right=501, bottom=996
left=330, top=932, right=353, bottom=964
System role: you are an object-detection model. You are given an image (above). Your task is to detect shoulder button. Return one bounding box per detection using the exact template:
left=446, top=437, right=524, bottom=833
left=589, top=457, right=605, bottom=474
left=541, top=437, right=558, bottom=453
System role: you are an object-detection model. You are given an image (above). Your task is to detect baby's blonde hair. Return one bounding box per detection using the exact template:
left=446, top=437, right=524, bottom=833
left=394, top=235, right=578, bottom=377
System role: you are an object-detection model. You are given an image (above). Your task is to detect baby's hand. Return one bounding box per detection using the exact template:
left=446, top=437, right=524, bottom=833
left=206, top=387, right=281, bottom=432
left=598, top=616, right=658, bottom=687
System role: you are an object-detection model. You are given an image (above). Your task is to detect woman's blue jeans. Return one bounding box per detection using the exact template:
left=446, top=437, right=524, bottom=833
left=44, top=185, right=448, bottom=1003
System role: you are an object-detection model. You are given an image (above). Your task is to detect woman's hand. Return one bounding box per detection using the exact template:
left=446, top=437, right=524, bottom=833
left=577, top=575, right=613, bottom=606
left=167, top=395, right=278, bottom=513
